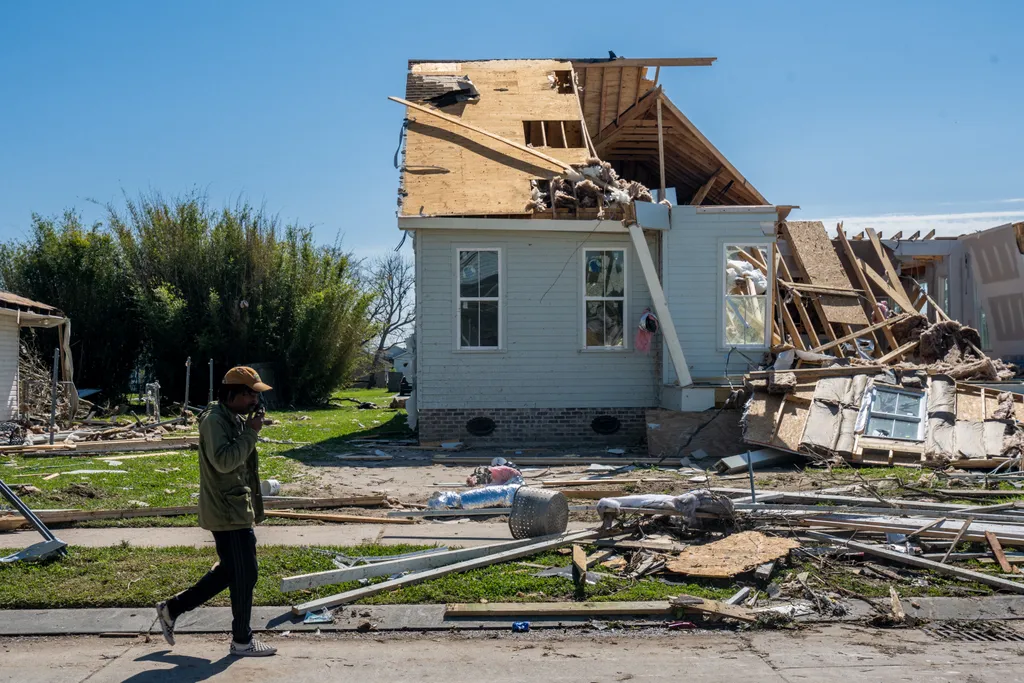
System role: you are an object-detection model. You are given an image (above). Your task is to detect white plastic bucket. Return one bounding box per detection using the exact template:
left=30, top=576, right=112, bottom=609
left=260, top=479, right=281, bottom=496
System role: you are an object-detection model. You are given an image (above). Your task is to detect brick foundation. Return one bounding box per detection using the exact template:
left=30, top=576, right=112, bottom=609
left=417, top=407, right=647, bottom=446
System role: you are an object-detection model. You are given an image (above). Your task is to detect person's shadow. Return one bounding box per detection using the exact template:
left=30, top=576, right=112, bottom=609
left=119, top=651, right=237, bottom=682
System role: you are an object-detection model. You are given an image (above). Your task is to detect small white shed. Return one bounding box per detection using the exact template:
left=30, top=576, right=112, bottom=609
left=0, top=292, right=71, bottom=421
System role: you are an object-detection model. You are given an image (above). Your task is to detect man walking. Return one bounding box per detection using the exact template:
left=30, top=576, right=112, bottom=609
left=155, top=366, right=277, bottom=657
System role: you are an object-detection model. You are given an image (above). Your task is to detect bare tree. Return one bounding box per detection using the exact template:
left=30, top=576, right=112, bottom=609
left=364, top=253, right=415, bottom=374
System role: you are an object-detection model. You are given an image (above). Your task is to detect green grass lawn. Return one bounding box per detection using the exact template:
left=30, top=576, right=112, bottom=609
left=0, top=543, right=732, bottom=609
left=0, top=388, right=411, bottom=519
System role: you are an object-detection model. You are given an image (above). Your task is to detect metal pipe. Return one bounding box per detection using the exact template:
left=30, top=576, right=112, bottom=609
left=208, top=358, right=214, bottom=405
left=48, top=348, right=59, bottom=445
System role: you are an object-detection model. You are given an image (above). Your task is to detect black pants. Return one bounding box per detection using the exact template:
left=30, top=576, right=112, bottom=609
left=167, top=528, right=258, bottom=644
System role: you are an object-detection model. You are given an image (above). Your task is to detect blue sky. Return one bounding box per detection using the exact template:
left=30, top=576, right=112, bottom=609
left=1, top=0, right=1022, bottom=260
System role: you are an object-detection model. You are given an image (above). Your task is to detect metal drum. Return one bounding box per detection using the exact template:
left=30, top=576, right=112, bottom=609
left=508, top=487, right=569, bottom=539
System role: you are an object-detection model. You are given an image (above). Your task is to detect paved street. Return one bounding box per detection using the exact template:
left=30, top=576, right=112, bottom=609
left=1, top=624, right=1022, bottom=682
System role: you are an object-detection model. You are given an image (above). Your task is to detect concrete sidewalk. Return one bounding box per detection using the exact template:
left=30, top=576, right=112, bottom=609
left=0, top=521, right=592, bottom=549
left=3, top=596, right=1024, bottom=637
left=3, top=624, right=1023, bottom=683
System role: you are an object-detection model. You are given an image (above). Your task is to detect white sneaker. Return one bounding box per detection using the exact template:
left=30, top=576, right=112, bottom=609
left=230, top=638, right=277, bottom=657
left=154, top=602, right=175, bottom=646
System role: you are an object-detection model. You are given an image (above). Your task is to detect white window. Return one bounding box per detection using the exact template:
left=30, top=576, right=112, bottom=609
left=583, top=248, right=626, bottom=348
left=457, top=249, right=501, bottom=349
left=724, top=244, right=771, bottom=347
left=866, top=387, right=925, bottom=441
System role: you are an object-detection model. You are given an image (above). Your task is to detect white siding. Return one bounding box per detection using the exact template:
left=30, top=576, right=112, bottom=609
left=415, top=228, right=658, bottom=409
left=663, top=206, right=777, bottom=383
left=0, top=315, right=19, bottom=420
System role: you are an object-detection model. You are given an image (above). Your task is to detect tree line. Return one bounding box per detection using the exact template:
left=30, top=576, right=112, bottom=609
left=0, top=192, right=413, bottom=406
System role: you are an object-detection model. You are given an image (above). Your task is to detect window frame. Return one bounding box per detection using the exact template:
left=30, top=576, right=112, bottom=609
left=865, top=386, right=927, bottom=442
left=454, top=247, right=504, bottom=352
left=720, top=242, right=774, bottom=350
left=581, top=246, right=629, bottom=351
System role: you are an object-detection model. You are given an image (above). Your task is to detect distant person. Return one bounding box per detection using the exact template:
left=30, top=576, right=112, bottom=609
left=154, top=366, right=277, bottom=657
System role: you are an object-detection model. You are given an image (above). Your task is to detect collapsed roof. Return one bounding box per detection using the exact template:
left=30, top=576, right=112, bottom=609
left=397, top=57, right=767, bottom=217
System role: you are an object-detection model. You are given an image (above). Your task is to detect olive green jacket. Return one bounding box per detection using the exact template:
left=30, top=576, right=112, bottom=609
left=197, top=402, right=265, bottom=532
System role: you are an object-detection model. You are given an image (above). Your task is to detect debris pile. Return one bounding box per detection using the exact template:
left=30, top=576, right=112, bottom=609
left=739, top=221, right=1021, bottom=469
left=528, top=159, right=654, bottom=214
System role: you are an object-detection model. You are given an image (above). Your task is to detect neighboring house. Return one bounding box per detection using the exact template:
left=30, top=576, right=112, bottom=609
left=846, top=222, right=1024, bottom=363
left=395, top=56, right=782, bottom=444
left=0, top=292, right=72, bottom=421
left=391, top=349, right=413, bottom=377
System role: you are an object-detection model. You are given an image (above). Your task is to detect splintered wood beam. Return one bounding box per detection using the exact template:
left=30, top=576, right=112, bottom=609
left=836, top=225, right=900, bottom=353
left=653, top=65, right=660, bottom=88
left=633, top=67, right=643, bottom=108
left=853, top=232, right=865, bottom=240
left=809, top=313, right=910, bottom=354
left=388, top=96, right=570, bottom=174
left=772, top=247, right=805, bottom=351
left=574, top=58, right=717, bottom=68
left=908, top=230, right=921, bottom=241
left=690, top=168, right=723, bottom=205
left=891, top=231, right=903, bottom=240
left=924, top=229, right=936, bottom=240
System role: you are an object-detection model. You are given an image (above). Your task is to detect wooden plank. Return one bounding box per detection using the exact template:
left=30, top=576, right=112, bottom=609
left=0, top=496, right=388, bottom=530
left=656, top=97, right=666, bottom=202
left=747, top=365, right=885, bottom=380
left=573, top=58, right=717, bottom=68
left=569, top=64, right=596, bottom=157
left=445, top=601, right=673, bottom=618
left=906, top=517, right=948, bottom=539
left=776, top=254, right=821, bottom=348
left=779, top=282, right=862, bottom=297
left=291, top=529, right=599, bottom=614
left=598, top=66, right=607, bottom=131
left=807, top=531, right=1024, bottom=595
left=265, top=511, right=414, bottom=525
left=432, top=455, right=684, bottom=466
left=986, top=530, right=1016, bottom=574
left=809, top=313, right=909, bottom=354
left=864, top=228, right=917, bottom=312
left=878, top=340, right=919, bottom=364
left=21, top=437, right=199, bottom=458
left=689, top=168, right=722, bottom=205
left=572, top=544, right=588, bottom=588
left=389, top=96, right=570, bottom=173
left=628, top=223, right=691, bottom=385
left=836, top=225, right=900, bottom=352
left=668, top=595, right=757, bottom=622
left=281, top=537, right=546, bottom=592
left=613, top=67, right=623, bottom=127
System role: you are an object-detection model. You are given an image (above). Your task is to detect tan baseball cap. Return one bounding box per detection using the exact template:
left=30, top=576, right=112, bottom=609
left=222, top=366, right=272, bottom=392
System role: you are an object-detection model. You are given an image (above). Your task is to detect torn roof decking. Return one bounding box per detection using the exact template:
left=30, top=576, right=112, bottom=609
left=399, top=58, right=766, bottom=217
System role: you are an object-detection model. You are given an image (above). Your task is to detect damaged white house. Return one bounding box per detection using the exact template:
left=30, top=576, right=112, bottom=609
left=392, top=55, right=1023, bottom=462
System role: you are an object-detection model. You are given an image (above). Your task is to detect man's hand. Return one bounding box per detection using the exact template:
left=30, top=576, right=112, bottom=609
left=246, top=409, right=265, bottom=433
